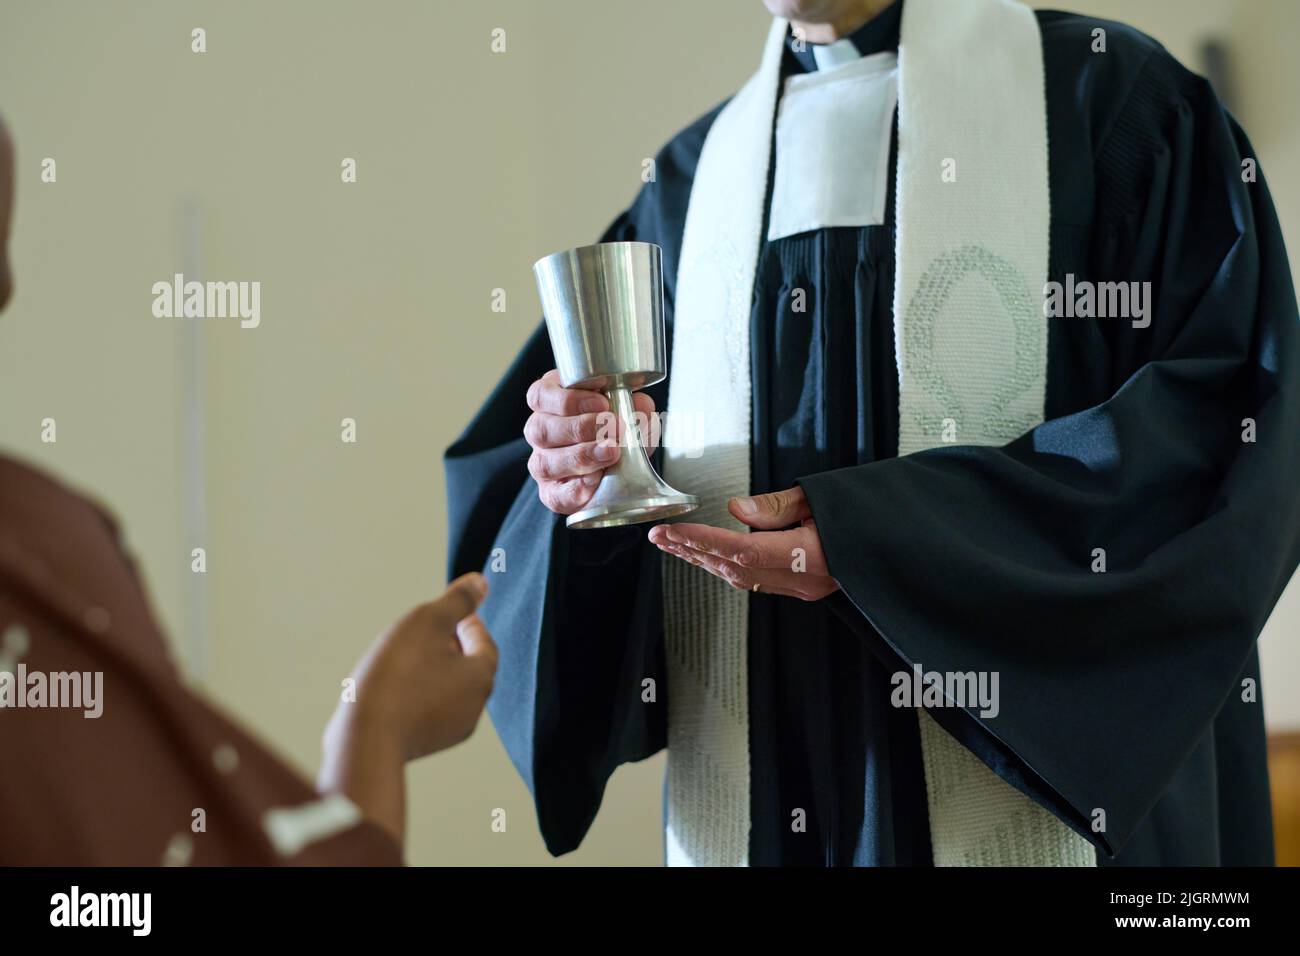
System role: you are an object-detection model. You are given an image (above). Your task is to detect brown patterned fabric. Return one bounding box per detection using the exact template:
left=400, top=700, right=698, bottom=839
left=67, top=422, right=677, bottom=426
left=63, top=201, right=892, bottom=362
left=0, top=454, right=402, bottom=865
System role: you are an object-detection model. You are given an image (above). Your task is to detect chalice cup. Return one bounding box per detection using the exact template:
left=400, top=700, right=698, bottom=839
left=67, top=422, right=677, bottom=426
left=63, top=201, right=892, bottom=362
left=533, top=241, right=699, bottom=530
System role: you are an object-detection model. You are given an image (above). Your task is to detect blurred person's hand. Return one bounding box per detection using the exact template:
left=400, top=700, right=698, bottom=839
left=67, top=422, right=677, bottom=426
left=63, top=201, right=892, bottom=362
left=524, top=368, right=657, bottom=514
left=318, top=573, right=498, bottom=844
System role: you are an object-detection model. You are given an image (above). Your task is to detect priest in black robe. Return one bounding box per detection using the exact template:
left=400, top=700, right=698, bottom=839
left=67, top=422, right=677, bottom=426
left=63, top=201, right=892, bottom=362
left=445, top=0, right=1298, bottom=866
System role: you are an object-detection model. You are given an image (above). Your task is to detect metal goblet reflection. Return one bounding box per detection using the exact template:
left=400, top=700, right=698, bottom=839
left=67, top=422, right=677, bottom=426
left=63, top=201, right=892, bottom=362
left=532, top=241, right=699, bottom=530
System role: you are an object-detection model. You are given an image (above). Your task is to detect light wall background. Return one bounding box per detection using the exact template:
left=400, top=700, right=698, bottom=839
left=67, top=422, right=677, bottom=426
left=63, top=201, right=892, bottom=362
left=0, top=0, right=1295, bottom=866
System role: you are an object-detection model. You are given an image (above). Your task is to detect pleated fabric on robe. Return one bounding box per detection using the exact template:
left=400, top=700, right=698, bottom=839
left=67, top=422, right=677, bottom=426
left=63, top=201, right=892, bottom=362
left=445, top=7, right=1296, bottom=865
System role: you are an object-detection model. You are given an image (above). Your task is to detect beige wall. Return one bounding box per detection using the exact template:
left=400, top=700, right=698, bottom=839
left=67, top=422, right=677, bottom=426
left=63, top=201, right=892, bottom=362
left=0, top=0, right=1294, bottom=867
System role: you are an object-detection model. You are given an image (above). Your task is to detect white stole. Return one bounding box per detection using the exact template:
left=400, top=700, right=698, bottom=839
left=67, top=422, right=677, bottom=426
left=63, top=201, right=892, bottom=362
left=659, top=0, right=1095, bottom=867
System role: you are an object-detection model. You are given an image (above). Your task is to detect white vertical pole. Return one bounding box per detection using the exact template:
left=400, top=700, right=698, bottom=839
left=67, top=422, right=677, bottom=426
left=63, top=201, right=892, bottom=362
left=180, top=198, right=209, bottom=681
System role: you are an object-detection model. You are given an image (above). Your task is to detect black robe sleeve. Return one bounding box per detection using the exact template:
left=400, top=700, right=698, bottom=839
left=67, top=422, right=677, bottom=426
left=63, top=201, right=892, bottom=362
left=799, top=48, right=1299, bottom=858
left=443, top=251, right=666, bottom=856
left=444, top=109, right=718, bottom=855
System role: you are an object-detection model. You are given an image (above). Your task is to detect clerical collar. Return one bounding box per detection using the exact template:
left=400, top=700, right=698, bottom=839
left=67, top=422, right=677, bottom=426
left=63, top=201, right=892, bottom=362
left=785, top=1, right=902, bottom=73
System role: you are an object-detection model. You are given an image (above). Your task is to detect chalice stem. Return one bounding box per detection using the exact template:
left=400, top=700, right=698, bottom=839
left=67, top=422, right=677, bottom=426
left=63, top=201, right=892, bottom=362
left=604, top=385, right=657, bottom=489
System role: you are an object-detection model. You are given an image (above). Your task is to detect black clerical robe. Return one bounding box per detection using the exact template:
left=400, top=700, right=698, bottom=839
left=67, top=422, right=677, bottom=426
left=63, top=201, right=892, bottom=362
left=446, top=7, right=1297, bottom=865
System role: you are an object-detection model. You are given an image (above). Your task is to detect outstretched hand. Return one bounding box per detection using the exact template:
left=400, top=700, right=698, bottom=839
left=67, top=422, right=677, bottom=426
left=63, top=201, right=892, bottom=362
left=319, top=573, right=498, bottom=846
left=648, top=486, right=840, bottom=601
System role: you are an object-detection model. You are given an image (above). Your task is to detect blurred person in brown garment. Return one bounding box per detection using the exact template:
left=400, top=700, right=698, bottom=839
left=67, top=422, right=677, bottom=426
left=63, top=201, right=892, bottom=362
left=0, top=114, right=498, bottom=865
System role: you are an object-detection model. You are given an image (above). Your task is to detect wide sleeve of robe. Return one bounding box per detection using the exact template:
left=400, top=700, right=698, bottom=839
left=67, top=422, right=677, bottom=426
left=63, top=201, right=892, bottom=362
left=444, top=110, right=717, bottom=855
left=799, top=46, right=1300, bottom=858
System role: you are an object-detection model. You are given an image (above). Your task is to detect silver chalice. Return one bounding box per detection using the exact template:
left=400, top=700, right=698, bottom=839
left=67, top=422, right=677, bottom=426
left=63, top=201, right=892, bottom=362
left=533, top=241, right=699, bottom=530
